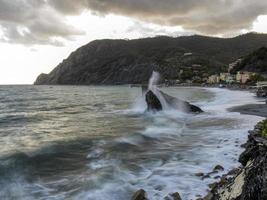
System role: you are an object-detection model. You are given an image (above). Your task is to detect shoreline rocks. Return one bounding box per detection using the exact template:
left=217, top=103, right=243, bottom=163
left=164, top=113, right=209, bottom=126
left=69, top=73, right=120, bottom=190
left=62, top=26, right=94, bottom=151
left=204, top=120, right=267, bottom=200
left=131, top=120, right=267, bottom=200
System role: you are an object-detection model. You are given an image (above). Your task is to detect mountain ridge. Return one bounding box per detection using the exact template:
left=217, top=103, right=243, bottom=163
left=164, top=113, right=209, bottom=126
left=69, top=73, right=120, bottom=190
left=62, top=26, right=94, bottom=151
left=34, top=32, right=267, bottom=85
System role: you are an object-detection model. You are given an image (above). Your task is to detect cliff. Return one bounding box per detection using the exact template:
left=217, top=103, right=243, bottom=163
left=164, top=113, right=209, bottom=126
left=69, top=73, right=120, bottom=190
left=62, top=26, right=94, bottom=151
left=34, top=33, right=267, bottom=85
left=205, top=119, right=267, bottom=200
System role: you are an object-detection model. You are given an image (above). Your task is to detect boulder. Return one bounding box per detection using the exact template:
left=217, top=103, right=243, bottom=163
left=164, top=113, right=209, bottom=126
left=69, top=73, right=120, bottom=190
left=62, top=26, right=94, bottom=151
left=159, top=90, right=203, bottom=113
left=131, top=189, right=148, bottom=200
left=145, top=90, right=163, bottom=112
left=144, top=89, right=203, bottom=113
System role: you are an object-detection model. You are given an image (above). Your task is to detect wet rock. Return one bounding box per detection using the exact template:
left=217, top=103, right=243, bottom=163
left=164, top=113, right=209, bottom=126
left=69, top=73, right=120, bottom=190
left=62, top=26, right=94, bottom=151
left=195, top=172, right=205, bottom=177
left=203, top=120, right=267, bottom=200
left=145, top=90, right=162, bottom=112
left=228, top=167, right=241, bottom=176
left=201, top=174, right=211, bottom=180
left=208, top=182, right=218, bottom=189
left=159, top=90, right=203, bottom=113
left=131, top=189, right=147, bottom=200
left=171, top=192, right=182, bottom=200
left=164, top=192, right=182, bottom=200
left=213, top=165, right=224, bottom=171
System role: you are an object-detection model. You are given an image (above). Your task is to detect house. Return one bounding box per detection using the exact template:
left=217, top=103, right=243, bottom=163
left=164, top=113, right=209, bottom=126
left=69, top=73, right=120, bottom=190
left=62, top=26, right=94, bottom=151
left=228, top=58, right=242, bottom=72
left=219, top=73, right=230, bottom=82
left=207, top=75, right=220, bottom=84
left=225, top=75, right=235, bottom=83
left=236, top=71, right=254, bottom=84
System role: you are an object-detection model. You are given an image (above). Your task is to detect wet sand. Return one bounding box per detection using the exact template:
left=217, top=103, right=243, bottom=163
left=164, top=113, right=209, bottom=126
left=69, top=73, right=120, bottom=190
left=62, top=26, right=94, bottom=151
left=229, top=103, right=267, bottom=118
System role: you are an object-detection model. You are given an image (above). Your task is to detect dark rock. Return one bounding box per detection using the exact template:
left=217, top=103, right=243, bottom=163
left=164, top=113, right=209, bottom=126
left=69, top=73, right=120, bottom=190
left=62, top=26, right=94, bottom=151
left=195, top=172, right=205, bottom=177
left=213, top=165, right=224, bottom=171
left=204, top=120, right=267, bottom=200
left=201, top=174, right=211, bottom=180
left=34, top=73, right=49, bottom=85
left=171, top=192, right=182, bottom=200
left=164, top=192, right=182, bottom=200
left=159, top=90, right=203, bottom=113
left=145, top=90, right=162, bottom=112
left=131, top=189, right=147, bottom=200
left=208, top=182, right=218, bottom=189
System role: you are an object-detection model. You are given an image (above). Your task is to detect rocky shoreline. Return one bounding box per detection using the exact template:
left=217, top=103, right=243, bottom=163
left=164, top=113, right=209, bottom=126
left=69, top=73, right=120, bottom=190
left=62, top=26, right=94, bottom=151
left=132, top=119, right=267, bottom=200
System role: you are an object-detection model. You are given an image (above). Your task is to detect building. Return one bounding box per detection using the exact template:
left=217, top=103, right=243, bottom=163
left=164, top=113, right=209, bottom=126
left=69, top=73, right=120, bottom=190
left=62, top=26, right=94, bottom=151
left=225, top=75, right=235, bottom=83
left=236, top=71, right=254, bottom=84
left=207, top=75, right=220, bottom=84
left=219, top=73, right=230, bottom=82
left=228, top=58, right=242, bottom=72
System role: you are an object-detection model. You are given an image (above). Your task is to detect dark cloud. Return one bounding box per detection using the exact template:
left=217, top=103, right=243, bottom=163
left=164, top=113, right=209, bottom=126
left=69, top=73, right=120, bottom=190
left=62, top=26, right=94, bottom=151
left=84, top=0, right=267, bottom=35
left=0, top=0, right=267, bottom=46
left=0, top=0, right=84, bottom=46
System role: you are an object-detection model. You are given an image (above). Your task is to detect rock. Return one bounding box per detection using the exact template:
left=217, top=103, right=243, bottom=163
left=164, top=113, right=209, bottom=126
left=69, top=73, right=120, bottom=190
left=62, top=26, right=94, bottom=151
left=145, top=90, right=163, bottom=112
left=195, top=172, right=205, bottom=177
left=34, top=73, right=49, bottom=85
left=131, top=189, right=147, bottom=200
left=164, top=192, right=182, bottom=200
left=159, top=90, right=203, bottom=113
left=203, top=120, right=267, bottom=200
left=171, top=192, right=182, bottom=200
left=213, top=165, right=224, bottom=171
left=208, top=182, right=217, bottom=189
left=201, top=174, right=211, bottom=180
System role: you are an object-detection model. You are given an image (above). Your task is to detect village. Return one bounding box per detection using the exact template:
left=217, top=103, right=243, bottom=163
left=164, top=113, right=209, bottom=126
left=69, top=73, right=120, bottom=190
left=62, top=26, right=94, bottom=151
left=207, top=59, right=263, bottom=84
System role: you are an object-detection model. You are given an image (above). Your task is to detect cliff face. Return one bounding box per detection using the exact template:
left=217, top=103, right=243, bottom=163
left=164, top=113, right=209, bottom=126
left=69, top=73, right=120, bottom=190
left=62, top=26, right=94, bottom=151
left=206, top=120, right=267, bottom=200
left=35, top=33, right=267, bottom=85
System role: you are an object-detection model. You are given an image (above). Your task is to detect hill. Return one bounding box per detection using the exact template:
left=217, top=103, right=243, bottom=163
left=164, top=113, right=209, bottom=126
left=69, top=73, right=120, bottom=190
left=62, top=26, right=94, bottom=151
left=231, top=46, right=267, bottom=74
left=34, top=32, right=267, bottom=85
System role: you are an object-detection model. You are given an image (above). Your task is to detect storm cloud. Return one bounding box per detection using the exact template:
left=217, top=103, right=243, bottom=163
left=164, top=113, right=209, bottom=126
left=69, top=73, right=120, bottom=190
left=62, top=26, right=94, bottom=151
left=0, top=0, right=84, bottom=46
left=84, top=0, right=267, bottom=34
left=0, top=0, right=267, bottom=45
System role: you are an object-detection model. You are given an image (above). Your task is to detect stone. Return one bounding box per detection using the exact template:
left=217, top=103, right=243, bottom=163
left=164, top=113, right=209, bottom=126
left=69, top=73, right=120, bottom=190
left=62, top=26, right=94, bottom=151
left=145, top=90, right=163, bottom=112
left=159, top=90, right=203, bottom=113
left=171, top=192, right=182, bottom=200
left=208, top=182, right=217, bottom=189
left=195, top=172, right=204, bottom=177
left=131, top=189, right=147, bottom=200
left=213, top=165, right=224, bottom=171
left=202, top=174, right=211, bottom=180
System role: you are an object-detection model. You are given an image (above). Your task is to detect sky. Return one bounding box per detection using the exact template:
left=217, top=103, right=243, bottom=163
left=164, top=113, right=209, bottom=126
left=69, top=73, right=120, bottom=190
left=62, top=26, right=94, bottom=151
left=0, top=0, right=267, bottom=84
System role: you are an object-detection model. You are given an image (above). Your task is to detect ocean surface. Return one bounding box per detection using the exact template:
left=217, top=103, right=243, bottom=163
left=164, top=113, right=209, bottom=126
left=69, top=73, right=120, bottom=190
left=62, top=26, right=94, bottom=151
left=0, top=85, right=263, bottom=200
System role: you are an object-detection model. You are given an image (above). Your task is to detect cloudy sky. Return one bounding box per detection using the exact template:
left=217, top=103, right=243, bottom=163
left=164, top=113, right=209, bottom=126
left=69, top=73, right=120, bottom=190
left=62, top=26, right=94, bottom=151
left=0, top=0, right=267, bottom=84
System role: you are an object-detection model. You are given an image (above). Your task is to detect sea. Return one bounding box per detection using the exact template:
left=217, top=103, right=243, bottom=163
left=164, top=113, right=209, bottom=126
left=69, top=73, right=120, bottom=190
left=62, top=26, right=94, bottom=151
left=0, top=85, right=263, bottom=200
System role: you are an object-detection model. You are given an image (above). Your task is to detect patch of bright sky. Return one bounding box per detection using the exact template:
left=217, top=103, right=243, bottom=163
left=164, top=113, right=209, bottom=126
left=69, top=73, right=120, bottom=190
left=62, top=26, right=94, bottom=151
left=0, top=12, right=266, bottom=84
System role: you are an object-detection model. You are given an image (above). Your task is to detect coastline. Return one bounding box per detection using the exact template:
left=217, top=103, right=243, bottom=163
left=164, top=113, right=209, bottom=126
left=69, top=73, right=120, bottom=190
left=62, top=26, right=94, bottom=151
left=229, top=103, right=267, bottom=118
left=203, top=89, right=267, bottom=200
left=132, top=87, right=266, bottom=200
left=203, top=119, right=267, bottom=200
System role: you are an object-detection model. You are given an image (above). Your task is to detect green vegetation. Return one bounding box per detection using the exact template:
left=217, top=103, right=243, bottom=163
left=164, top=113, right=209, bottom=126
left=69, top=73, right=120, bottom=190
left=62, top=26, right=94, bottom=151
left=258, top=119, right=267, bottom=138
left=232, top=46, right=267, bottom=74
left=249, top=74, right=265, bottom=83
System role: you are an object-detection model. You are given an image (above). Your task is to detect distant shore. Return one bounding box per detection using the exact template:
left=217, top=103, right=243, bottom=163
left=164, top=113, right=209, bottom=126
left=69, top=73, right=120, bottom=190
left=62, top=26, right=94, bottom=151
left=229, top=103, right=267, bottom=118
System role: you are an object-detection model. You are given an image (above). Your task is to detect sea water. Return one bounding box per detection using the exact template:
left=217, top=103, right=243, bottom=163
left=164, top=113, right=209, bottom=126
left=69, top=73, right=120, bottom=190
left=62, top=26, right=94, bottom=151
left=0, top=85, right=263, bottom=200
